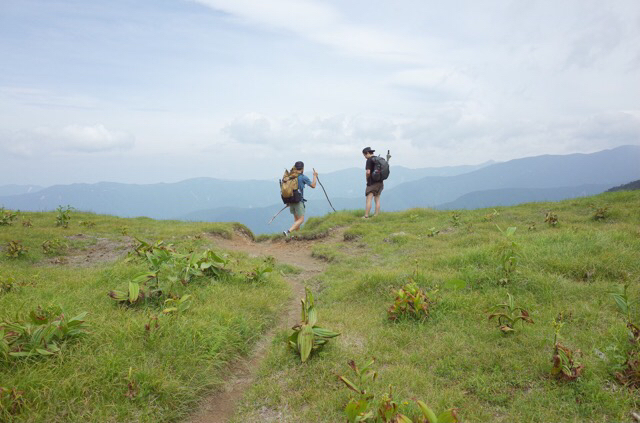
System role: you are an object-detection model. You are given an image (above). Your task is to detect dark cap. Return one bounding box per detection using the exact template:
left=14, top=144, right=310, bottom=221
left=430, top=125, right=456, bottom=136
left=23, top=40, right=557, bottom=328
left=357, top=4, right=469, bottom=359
left=294, top=161, right=304, bottom=170
left=362, top=147, right=375, bottom=154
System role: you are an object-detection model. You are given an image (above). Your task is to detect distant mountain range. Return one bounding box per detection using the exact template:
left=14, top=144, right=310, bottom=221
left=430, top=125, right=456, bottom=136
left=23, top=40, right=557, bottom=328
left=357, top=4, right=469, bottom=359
left=607, top=179, right=640, bottom=192
left=1, top=145, right=639, bottom=234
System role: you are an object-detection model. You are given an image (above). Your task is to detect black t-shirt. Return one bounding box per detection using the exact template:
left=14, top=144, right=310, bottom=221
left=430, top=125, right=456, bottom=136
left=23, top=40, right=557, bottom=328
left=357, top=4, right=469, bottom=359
left=366, top=157, right=377, bottom=186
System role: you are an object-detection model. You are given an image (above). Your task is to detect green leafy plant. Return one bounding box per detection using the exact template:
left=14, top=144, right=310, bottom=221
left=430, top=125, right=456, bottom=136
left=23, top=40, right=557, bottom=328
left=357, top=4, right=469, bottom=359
left=6, top=240, right=28, bottom=259
left=0, top=386, right=25, bottom=419
left=495, top=226, right=520, bottom=284
left=0, top=305, right=89, bottom=361
left=592, top=206, right=609, bottom=221
left=288, top=288, right=340, bottom=362
left=387, top=282, right=432, bottom=322
left=609, top=285, right=640, bottom=387
left=42, top=238, right=68, bottom=255
left=111, top=246, right=230, bottom=309
left=55, top=205, right=74, bottom=228
left=0, top=208, right=18, bottom=226
left=109, top=278, right=150, bottom=306
left=162, top=294, right=192, bottom=314
left=483, top=209, right=500, bottom=222
left=120, top=226, right=129, bottom=235
left=0, top=275, right=17, bottom=296
left=551, top=319, right=584, bottom=381
left=340, top=358, right=459, bottom=423
left=487, top=293, right=534, bottom=334
left=426, top=227, right=439, bottom=237
left=544, top=211, right=558, bottom=227
left=449, top=211, right=461, bottom=227
left=609, top=285, right=639, bottom=342
left=79, top=220, right=96, bottom=228
left=615, top=350, right=640, bottom=388
left=245, top=257, right=274, bottom=283
left=196, top=249, right=231, bottom=279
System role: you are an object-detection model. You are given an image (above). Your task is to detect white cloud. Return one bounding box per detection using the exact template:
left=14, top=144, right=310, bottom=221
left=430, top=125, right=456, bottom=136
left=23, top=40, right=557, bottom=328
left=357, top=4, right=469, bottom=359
left=190, top=0, right=429, bottom=63
left=2, top=124, right=134, bottom=157
left=222, top=113, right=398, bottom=147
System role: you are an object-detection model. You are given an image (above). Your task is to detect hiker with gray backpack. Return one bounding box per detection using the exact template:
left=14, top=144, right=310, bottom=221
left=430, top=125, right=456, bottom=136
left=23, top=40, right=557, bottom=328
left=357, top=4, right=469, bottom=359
left=362, top=147, right=390, bottom=218
left=280, top=161, right=317, bottom=237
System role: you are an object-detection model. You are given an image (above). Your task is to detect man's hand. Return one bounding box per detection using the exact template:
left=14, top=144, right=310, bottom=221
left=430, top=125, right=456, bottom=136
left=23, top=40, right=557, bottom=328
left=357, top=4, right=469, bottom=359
left=312, top=168, right=318, bottom=177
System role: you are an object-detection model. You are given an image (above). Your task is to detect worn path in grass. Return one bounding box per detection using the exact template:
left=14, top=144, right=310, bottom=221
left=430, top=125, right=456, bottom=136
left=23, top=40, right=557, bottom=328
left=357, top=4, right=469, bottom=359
left=187, top=228, right=345, bottom=423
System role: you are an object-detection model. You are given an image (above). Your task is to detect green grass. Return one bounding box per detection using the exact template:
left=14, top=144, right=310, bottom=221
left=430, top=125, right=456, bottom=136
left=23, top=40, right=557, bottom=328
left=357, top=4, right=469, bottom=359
left=2, top=191, right=640, bottom=422
left=233, top=191, right=640, bottom=422
left=0, top=212, right=289, bottom=422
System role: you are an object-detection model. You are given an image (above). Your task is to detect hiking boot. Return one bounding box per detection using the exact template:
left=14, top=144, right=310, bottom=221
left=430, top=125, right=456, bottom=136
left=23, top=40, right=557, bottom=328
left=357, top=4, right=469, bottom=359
left=283, top=230, right=290, bottom=238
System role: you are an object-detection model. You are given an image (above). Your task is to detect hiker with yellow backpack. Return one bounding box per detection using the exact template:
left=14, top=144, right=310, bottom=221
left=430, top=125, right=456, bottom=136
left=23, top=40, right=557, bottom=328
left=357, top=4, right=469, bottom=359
left=281, top=161, right=317, bottom=237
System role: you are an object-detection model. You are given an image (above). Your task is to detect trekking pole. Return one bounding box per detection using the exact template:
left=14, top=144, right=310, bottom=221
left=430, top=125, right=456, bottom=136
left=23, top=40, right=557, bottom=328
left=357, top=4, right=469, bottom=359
left=267, top=205, right=289, bottom=225
left=314, top=168, right=337, bottom=212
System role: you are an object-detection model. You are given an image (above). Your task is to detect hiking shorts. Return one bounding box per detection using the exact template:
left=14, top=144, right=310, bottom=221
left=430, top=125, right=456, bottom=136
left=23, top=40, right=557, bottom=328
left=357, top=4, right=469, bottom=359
left=365, top=182, right=384, bottom=197
left=289, top=202, right=305, bottom=217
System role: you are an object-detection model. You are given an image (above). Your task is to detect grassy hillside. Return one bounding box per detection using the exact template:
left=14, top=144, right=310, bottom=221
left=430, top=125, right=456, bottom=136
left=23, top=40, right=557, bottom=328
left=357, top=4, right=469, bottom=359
left=2, top=190, right=639, bottom=422
left=0, top=212, right=290, bottom=422
left=235, top=191, right=640, bottom=422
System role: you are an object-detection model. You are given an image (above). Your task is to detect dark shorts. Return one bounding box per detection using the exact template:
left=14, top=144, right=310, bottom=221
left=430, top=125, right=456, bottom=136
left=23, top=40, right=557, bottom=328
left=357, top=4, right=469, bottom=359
left=365, top=182, right=383, bottom=197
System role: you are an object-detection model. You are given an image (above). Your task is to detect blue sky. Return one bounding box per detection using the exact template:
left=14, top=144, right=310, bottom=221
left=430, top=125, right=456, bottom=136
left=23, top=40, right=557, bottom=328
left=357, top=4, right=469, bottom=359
left=1, top=0, right=639, bottom=185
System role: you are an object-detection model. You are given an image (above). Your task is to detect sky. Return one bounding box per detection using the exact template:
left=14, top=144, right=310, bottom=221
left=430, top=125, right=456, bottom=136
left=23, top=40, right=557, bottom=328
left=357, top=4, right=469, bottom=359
left=1, top=0, right=639, bottom=186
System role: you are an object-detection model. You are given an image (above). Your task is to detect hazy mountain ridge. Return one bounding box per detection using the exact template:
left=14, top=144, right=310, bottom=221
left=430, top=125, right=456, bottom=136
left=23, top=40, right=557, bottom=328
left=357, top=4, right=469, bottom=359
left=607, top=179, right=640, bottom=192
left=1, top=146, right=639, bottom=234
left=437, top=184, right=612, bottom=210
left=382, top=145, right=640, bottom=209
left=0, top=163, right=493, bottom=217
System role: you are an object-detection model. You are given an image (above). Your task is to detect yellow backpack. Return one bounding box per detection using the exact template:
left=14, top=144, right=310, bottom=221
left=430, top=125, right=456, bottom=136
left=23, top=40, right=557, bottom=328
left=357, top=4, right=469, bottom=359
left=280, top=167, right=302, bottom=204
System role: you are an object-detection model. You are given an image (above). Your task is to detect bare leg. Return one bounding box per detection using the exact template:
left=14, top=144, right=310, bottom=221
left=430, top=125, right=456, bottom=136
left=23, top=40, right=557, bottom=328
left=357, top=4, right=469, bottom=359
left=374, top=194, right=381, bottom=216
left=364, top=193, right=374, bottom=217
left=289, top=214, right=305, bottom=232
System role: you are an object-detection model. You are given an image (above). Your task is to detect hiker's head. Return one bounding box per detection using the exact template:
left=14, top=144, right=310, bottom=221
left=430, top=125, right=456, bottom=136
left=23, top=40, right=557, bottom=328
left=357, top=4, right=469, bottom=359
left=294, top=161, right=304, bottom=172
left=362, top=147, right=375, bottom=158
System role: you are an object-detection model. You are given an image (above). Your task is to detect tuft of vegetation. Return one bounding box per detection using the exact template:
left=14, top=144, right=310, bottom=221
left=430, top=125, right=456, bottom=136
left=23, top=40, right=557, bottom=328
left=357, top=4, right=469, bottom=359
left=0, top=305, right=89, bottom=361
left=0, top=386, right=25, bottom=419
left=592, top=205, right=610, bottom=221
left=610, top=285, right=640, bottom=388
left=387, top=282, right=432, bottom=322
left=449, top=211, right=461, bottom=227
left=0, top=275, right=17, bottom=295
left=288, top=288, right=340, bottom=362
left=245, top=257, right=274, bottom=283
left=495, top=226, right=520, bottom=284
left=544, top=211, right=558, bottom=226
left=6, top=240, right=28, bottom=259
left=55, top=205, right=74, bottom=228
left=339, top=358, right=459, bottom=423
left=0, top=208, right=18, bottom=226
left=41, top=238, right=68, bottom=255
left=550, top=319, right=584, bottom=381
left=487, top=293, right=533, bottom=334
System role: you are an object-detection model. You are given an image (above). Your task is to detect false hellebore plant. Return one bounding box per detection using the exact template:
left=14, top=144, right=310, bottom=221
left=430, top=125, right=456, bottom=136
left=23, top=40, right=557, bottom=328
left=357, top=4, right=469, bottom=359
left=288, top=288, right=340, bottom=362
left=387, top=282, right=432, bottom=322
left=0, top=305, right=89, bottom=361
left=487, top=293, right=534, bottom=334
left=339, top=358, right=459, bottom=423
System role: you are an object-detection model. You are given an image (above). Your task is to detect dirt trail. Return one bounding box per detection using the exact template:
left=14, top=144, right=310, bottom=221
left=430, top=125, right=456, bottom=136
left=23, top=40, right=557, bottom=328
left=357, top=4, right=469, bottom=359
left=187, top=229, right=344, bottom=423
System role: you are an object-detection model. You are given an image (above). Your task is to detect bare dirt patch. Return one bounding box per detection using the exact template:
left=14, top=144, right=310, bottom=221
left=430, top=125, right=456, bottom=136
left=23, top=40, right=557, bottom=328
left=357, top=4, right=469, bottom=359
left=45, top=234, right=133, bottom=267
